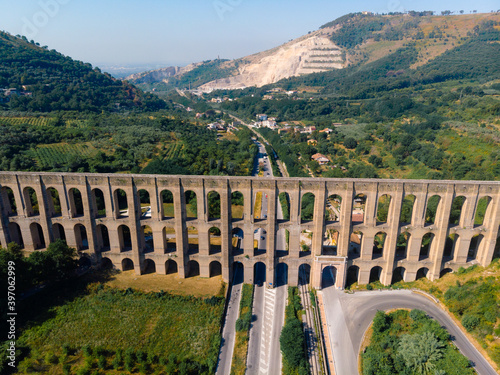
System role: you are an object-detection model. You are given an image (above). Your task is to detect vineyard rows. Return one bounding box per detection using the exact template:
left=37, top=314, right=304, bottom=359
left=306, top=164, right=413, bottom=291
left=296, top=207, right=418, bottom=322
left=30, top=143, right=99, bottom=168
left=164, top=142, right=184, bottom=160
left=0, top=117, right=56, bottom=127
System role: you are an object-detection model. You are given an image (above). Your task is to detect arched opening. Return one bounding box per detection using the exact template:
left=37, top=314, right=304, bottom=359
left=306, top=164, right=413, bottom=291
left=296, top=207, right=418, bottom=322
left=425, top=195, right=441, bottom=225
left=101, top=257, right=113, bottom=270
left=209, top=227, right=221, bottom=255
left=8, top=222, right=23, bottom=248
left=165, top=259, right=178, bottom=275
left=187, top=260, right=200, bottom=277
left=92, top=188, right=106, bottom=218
left=138, top=189, right=151, bottom=219
left=30, top=223, right=46, bottom=250
left=301, top=192, right=315, bottom=222
left=346, top=265, right=359, bottom=289
left=233, top=262, right=244, bottom=284
left=494, top=236, right=500, bottom=260
left=321, top=266, right=337, bottom=289
left=275, top=262, right=288, bottom=287
left=276, top=228, right=289, bottom=257
left=420, top=233, right=434, bottom=260
left=1, top=186, right=17, bottom=216
left=210, top=261, right=222, bottom=277
left=185, top=190, right=197, bottom=219
left=96, top=224, right=110, bottom=252
left=23, top=187, right=39, bottom=216
left=440, top=268, right=453, bottom=277
left=232, top=228, right=244, bottom=256
left=253, top=191, right=266, bottom=220
left=474, top=196, right=492, bottom=226
left=349, top=231, right=362, bottom=259
left=369, top=266, right=382, bottom=284
left=187, top=226, right=199, bottom=254
left=352, top=194, right=366, bottom=224
left=376, top=194, right=391, bottom=224
left=443, top=234, right=458, bottom=260
left=391, top=267, right=406, bottom=284
left=254, top=262, right=266, bottom=285
left=122, top=258, right=134, bottom=271
left=231, top=191, right=244, bottom=220
left=325, top=194, right=342, bottom=223
left=143, top=259, right=156, bottom=274
left=74, top=224, right=89, bottom=251
left=300, top=230, right=313, bottom=255
left=118, top=225, right=132, bottom=252
left=254, top=227, right=267, bottom=256
left=396, top=232, right=410, bottom=259
left=161, top=190, right=174, bottom=219
left=79, top=256, right=91, bottom=269
left=298, top=264, right=311, bottom=286
left=416, top=267, right=429, bottom=280
left=468, top=234, right=483, bottom=261
left=323, top=229, right=338, bottom=255
left=208, top=191, right=221, bottom=220
left=163, top=227, right=176, bottom=253
left=278, top=192, right=290, bottom=221
left=69, top=188, right=84, bottom=217
left=53, top=223, right=66, bottom=242
left=400, top=194, right=416, bottom=224
left=449, top=196, right=466, bottom=226
left=46, top=188, right=61, bottom=217
left=372, top=232, right=386, bottom=259
left=114, top=189, right=129, bottom=218
left=141, top=225, right=154, bottom=253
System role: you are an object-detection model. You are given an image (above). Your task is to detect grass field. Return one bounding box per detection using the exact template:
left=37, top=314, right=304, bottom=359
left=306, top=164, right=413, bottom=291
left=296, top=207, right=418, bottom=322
left=253, top=192, right=263, bottom=219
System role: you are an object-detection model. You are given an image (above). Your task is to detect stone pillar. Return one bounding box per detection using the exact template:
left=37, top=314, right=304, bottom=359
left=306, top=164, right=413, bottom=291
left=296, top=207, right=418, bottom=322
left=174, top=181, right=186, bottom=278
left=479, top=191, right=500, bottom=265
left=363, top=187, right=378, bottom=227
left=312, top=182, right=326, bottom=256
left=412, top=191, right=428, bottom=227
left=266, top=184, right=277, bottom=287
left=338, top=183, right=354, bottom=257
left=220, top=186, right=231, bottom=282
left=360, top=233, right=374, bottom=261
left=126, top=183, right=141, bottom=275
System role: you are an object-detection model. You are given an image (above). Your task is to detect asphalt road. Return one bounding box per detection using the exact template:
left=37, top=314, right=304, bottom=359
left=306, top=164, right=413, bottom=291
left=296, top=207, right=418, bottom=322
left=321, top=274, right=498, bottom=375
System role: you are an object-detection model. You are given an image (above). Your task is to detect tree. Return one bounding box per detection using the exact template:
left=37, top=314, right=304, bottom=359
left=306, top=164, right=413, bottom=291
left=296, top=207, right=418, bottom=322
left=280, top=318, right=305, bottom=368
left=344, top=137, right=358, bottom=149
left=398, top=331, right=444, bottom=375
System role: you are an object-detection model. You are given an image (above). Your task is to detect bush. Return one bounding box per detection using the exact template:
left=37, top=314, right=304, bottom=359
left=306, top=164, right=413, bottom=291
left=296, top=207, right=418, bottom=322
left=462, top=314, right=480, bottom=332
left=409, top=309, right=426, bottom=321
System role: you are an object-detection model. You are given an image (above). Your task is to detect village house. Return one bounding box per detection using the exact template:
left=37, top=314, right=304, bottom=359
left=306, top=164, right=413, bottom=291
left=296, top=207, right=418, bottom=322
left=311, top=153, right=329, bottom=165
left=256, top=114, right=268, bottom=121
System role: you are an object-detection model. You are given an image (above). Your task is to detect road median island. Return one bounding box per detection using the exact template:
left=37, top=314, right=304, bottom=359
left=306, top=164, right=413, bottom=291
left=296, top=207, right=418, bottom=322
left=231, top=284, right=254, bottom=374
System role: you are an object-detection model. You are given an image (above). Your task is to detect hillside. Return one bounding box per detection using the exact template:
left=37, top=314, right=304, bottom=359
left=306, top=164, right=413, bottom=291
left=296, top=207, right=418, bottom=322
left=128, top=12, right=500, bottom=93
left=0, top=32, right=165, bottom=112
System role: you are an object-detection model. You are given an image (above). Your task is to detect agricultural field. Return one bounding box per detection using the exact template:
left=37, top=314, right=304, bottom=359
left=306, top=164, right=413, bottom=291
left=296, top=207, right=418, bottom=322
left=0, top=116, right=57, bottom=127
left=29, top=142, right=101, bottom=169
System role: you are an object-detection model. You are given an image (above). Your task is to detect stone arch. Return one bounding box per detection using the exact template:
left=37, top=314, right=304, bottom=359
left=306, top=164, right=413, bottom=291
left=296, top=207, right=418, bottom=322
left=369, top=266, right=382, bottom=284
left=276, top=228, right=289, bottom=257
left=346, top=265, right=359, bottom=288
left=187, top=226, right=199, bottom=254
left=400, top=194, right=416, bottom=224
left=352, top=194, right=366, bottom=224
left=275, top=262, right=288, bottom=287
left=298, top=264, right=311, bottom=285
left=321, top=266, right=337, bottom=289
left=114, top=189, right=128, bottom=218
left=185, top=190, right=197, bottom=219
left=118, top=225, right=132, bottom=252
left=163, top=227, right=176, bottom=253
left=372, top=232, right=387, bottom=259
left=425, top=195, right=441, bottom=225
left=143, top=259, right=156, bottom=274
left=376, top=194, right=392, bottom=223
left=323, top=228, right=338, bottom=255
left=74, top=224, right=89, bottom=251
left=391, top=267, right=406, bottom=284
left=53, top=223, right=66, bottom=242
left=46, top=187, right=61, bottom=217
left=69, top=188, right=84, bottom=217
left=141, top=225, right=154, bottom=253
left=232, top=228, right=244, bottom=256
left=231, top=191, right=244, bottom=220
left=278, top=192, right=290, bottom=221
left=300, top=229, right=313, bottom=254
left=443, top=233, right=458, bottom=259
left=254, top=227, right=267, bottom=256
left=8, top=222, right=23, bottom=248
left=121, top=258, right=134, bottom=271
left=138, top=189, right=151, bottom=219
left=325, top=194, right=342, bottom=222
left=254, top=261, right=266, bottom=284
left=440, top=268, right=453, bottom=277
left=30, top=223, right=46, bottom=250
left=233, top=261, right=244, bottom=284
left=161, top=189, right=174, bottom=219
left=208, top=191, right=221, bottom=220
left=416, top=267, right=429, bottom=280
left=301, top=192, right=315, bottom=222
left=165, top=259, right=178, bottom=274
left=253, top=191, right=266, bottom=220
left=209, top=227, right=221, bottom=255
left=101, top=257, right=113, bottom=270
left=474, top=196, right=492, bottom=226
left=1, top=186, right=17, bottom=216
left=23, top=187, right=39, bottom=217
left=209, top=261, right=222, bottom=277
left=468, top=234, right=484, bottom=261
left=396, top=232, right=410, bottom=259
left=449, top=196, right=466, bottom=225
left=96, top=224, right=110, bottom=252
left=91, top=188, right=106, bottom=218
left=420, top=233, right=434, bottom=260
left=349, top=231, right=363, bottom=259
left=187, top=260, right=200, bottom=277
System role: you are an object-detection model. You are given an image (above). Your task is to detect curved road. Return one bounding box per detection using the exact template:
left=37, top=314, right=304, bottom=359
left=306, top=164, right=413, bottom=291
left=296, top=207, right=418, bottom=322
left=321, top=283, right=498, bottom=375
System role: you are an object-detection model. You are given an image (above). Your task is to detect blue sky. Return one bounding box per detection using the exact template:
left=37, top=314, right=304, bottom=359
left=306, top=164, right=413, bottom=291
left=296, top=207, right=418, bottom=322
left=0, top=0, right=498, bottom=69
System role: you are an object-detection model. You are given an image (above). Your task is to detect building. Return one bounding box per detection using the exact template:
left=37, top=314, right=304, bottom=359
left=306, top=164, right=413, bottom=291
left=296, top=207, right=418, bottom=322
left=256, top=114, right=268, bottom=121
left=311, top=153, right=329, bottom=165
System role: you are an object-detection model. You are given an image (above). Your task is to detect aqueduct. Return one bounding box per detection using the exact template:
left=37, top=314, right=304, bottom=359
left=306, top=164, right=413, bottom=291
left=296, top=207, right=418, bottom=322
left=0, top=171, right=499, bottom=289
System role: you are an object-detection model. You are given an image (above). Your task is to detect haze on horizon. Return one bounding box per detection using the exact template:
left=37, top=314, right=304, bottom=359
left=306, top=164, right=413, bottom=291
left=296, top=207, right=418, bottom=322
left=0, top=0, right=498, bottom=72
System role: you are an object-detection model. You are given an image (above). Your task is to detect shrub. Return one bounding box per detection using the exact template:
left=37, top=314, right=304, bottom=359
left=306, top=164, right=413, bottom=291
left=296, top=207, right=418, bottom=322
left=409, top=309, right=427, bottom=321
left=462, top=314, right=480, bottom=332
